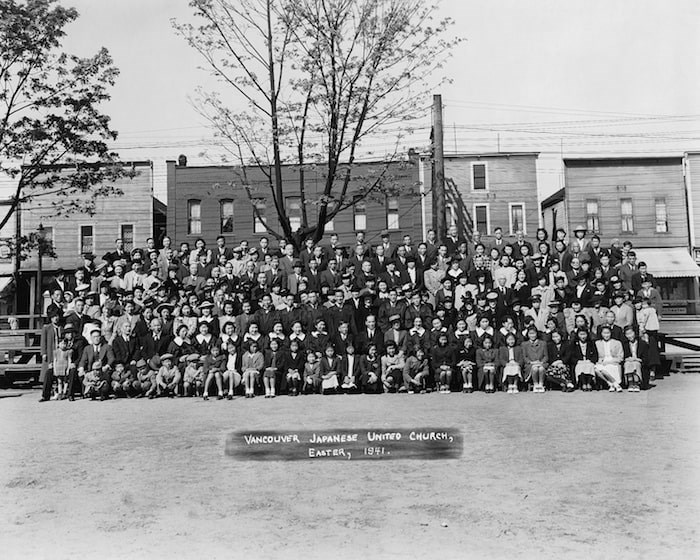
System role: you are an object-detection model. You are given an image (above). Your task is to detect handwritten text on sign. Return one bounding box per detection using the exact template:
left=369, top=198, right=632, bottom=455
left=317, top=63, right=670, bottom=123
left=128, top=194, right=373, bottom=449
left=225, top=428, right=463, bottom=461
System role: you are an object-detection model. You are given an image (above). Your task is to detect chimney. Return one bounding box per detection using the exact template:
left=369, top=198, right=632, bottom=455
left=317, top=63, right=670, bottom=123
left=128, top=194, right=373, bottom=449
left=178, top=154, right=187, bottom=167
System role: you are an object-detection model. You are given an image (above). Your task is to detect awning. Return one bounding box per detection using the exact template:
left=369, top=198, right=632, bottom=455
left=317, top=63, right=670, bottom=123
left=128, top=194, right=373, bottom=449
left=633, top=248, right=700, bottom=278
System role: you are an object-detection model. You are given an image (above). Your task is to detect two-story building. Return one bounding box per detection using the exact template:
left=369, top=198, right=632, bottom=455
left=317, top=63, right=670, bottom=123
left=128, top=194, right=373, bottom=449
left=542, top=156, right=699, bottom=313
left=165, top=156, right=424, bottom=248
left=9, top=161, right=162, bottom=313
left=420, top=152, right=541, bottom=243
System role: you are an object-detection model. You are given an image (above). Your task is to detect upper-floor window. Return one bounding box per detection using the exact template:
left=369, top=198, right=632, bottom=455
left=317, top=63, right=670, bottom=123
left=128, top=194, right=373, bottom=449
left=386, top=196, right=400, bottom=230
left=286, top=197, right=302, bottom=231
left=80, top=225, right=94, bottom=254
left=187, top=199, right=202, bottom=235
left=220, top=199, right=234, bottom=234
left=621, top=198, right=634, bottom=233
left=509, top=203, right=525, bottom=235
left=253, top=200, right=267, bottom=234
left=471, top=162, right=488, bottom=190
left=473, top=203, right=490, bottom=235
left=655, top=198, right=668, bottom=233
left=120, top=224, right=134, bottom=252
left=586, top=199, right=600, bottom=234
left=353, top=198, right=367, bottom=231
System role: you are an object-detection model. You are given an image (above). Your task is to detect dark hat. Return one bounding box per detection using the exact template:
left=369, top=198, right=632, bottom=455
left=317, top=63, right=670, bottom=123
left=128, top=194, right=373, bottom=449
left=63, top=323, right=78, bottom=334
left=168, top=264, right=179, bottom=271
left=156, top=303, right=174, bottom=314
left=82, top=252, right=96, bottom=261
left=381, top=230, right=391, bottom=238
left=135, top=359, right=148, bottom=369
left=406, top=255, right=416, bottom=263
left=613, top=291, right=626, bottom=299
left=573, top=272, right=588, bottom=283
left=388, top=314, right=402, bottom=324
left=633, top=297, right=643, bottom=304
left=292, top=259, right=302, bottom=267
left=148, top=355, right=161, bottom=370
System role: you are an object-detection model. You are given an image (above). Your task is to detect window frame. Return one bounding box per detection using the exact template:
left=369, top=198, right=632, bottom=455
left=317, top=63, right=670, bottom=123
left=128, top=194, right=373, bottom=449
left=585, top=198, right=600, bottom=234
left=472, top=203, right=490, bottom=236
left=120, top=224, right=134, bottom=252
left=187, top=199, right=202, bottom=236
left=253, top=199, right=267, bottom=234
left=353, top=197, right=367, bottom=231
left=386, top=195, right=400, bottom=230
left=220, top=199, right=234, bottom=234
left=654, top=197, right=668, bottom=233
left=508, top=202, right=526, bottom=235
left=78, top=224, right=95, bottom=255
left=620, top=198, right=634, bottom=233
left=324, top=200, right=338, bottom=232
left=470, top=161, right=489, bottom=191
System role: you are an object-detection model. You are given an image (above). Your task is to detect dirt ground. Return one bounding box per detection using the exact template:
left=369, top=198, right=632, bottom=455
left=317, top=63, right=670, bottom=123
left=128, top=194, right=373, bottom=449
left=1, top=375, right=699, bottom=560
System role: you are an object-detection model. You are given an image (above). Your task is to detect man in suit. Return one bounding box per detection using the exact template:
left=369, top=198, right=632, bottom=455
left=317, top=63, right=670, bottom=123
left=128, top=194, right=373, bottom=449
left=299, top=238, right=316, bottom=272
left=278, top=243, right=297, bottom=278
left=320, top=258, right=342, bottom=292
left=140, top=318, right=172, bottom=361
left=63, top=298, right=92, bottom=334
left=444, top=224, right=464, bottom=257
left=355, top=314, right=384, bottom=355
left=286, top=260, right=305, bottom=295
left=372, top=244, right=389, bottom=274
left=509, top=230, right=533, bottom=259
left=68, top=327, right=115, bottom=399
left=103, top=238, right=131, bottom=266
left=424, top=229, right=440, bottom=262
left=585, top=235, right=605, bottom=269
left=39, top=311, right=63, bottom=402
left=324, top=290, right=353, bottom=335
left=631, top=262, right=656, bottom=294
left=379, top=231, right=395, bottom=260
left=305, top=259, right=323, bottom=294
left=489, top=227, right=507, bottom=253
left=112, top=321, right=141, bottom=368
left=183, top=263, right=206, bottom=297
left=213, top=235, right=235, bottom=262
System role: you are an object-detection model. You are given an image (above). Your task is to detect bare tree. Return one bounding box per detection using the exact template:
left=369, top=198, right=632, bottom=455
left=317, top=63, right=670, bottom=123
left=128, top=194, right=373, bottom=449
left=174, top=0, right=460, bottom=250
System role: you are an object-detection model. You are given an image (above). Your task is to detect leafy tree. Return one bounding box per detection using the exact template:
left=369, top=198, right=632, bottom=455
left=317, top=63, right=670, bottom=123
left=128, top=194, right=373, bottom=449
left=0, top=0, right=125, bottom=234
left=174, top=0, right=460, bottom=250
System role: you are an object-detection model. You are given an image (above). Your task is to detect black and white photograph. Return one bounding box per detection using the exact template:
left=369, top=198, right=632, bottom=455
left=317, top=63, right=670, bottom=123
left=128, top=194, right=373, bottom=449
left=1, top=1, right=699, bottom=558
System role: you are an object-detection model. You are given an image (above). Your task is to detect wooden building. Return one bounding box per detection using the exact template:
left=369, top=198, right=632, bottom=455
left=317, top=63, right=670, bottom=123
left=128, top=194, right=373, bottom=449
left=683, top=151, right=700, bottom=264
left=11, top=161, right=159, bottom=313
left=165, top=157, right=424, bottom=248
left=542, top=156, right=699, bottom=313
left=420, top=152, right=541, bottom=242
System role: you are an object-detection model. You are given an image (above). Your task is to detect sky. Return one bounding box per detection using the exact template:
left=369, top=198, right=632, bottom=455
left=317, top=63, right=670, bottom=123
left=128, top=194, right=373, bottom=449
left=3, top=0, right=700, bottom=206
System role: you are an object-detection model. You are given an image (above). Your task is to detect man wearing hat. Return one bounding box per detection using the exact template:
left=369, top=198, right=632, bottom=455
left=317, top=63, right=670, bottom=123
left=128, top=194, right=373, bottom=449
left=70, top=327, right=114, bottom=399
left=39, top=311, right=63, bottom=402
left=286, top=259, right=305, bottom=295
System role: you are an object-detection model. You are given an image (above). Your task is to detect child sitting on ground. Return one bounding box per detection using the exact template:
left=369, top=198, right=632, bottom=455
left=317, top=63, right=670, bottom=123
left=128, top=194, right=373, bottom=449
left=155, top=353, right=181, bottom=398
left=183, top=353, right=203, bottom=397
left=84, top=360, right=110, bottom=401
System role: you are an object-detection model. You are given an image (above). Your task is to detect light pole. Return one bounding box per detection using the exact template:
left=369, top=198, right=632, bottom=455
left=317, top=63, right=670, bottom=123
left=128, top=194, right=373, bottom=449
left=36, top=222, right=44, bottom=318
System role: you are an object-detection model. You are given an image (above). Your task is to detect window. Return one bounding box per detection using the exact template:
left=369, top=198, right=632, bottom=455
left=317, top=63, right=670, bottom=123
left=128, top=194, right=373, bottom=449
left=187, top=199, right=201, bottom=235
left=473, top=204, right=490, bottom=235
left=621, top=198, right=634, bottom=233
left=655, top=198, right=668, bottom=233
left=586, top=199, right=600, bottom=234
left=220, top=200, right=234, bottom=234
left=471, top=162, right=487, bottom=190
left=324, top=200, right=338, bottom=232
left=509, top=203, right=525, bottom=235
left=120, top=224, right=134, bottom=252
left=386, top=196, right=399, bottom=230
left=41, top=226, right=54, bottom=257
left=253, top=200, right=267, bottom=234
left=286, top=196, right=302, bottom=231
left=79, top=225, right=94, bottom=254
left=353, top=198, right=367, bottom=231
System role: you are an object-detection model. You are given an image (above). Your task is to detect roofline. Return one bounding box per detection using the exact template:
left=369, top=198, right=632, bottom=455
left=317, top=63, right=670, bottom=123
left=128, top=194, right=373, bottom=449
left=564, top=155, right=682, bottom=166
left=166, top=157, right=416, bottom=170
left=421, top=151, right=540, bottom=159
left=22, top=160, right=153, bottom=171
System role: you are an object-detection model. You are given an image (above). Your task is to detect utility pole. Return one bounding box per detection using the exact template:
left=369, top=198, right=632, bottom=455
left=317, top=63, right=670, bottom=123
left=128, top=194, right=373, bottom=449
left=432, top=94, right=446, bottom=243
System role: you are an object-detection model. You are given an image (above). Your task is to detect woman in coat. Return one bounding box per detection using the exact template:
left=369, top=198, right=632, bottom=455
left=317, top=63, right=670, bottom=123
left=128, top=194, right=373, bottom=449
left=521, top=327, right=548, bottom=393
left=570, top=328, right=598, bottom=391
left=545, top=330, right=574, bottom=391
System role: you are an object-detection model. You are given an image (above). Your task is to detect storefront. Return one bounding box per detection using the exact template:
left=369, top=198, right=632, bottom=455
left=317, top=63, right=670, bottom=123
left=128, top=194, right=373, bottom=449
left=634, top=247, right=700, bottom=315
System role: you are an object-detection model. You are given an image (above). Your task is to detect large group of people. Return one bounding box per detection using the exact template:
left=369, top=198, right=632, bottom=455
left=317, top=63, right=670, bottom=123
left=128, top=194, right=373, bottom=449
left=38, top=222, right=663, bottom=402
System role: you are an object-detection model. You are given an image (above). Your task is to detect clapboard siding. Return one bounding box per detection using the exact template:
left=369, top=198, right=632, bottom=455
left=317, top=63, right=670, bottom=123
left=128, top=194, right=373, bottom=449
left=21, top=162, right=154, bottom=270
left=167, top=159, right=423, bottom=248
left=686, top=153, right=700, bottom=253
left=422, top=153, right=539, bottom=241
left=564, top=158, right=687, bottom=248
